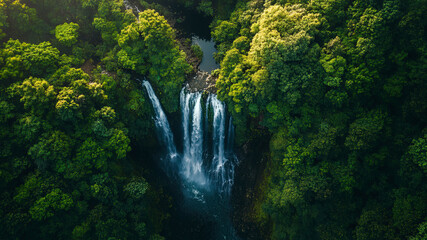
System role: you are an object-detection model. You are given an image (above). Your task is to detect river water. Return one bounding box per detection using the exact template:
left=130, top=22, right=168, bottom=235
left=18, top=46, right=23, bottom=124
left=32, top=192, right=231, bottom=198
left=192, top=36, right=220, bottom=72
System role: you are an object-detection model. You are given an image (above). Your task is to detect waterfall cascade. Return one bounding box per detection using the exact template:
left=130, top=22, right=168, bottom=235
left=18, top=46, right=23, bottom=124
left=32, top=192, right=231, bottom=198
left=143, top=80, right=237, bottom=194
left=180, top=90, right=207, bottom=187
left=209, top=95, right=236, bottom=195
left=142, top=81, right=178, bottom=163
left=142, top=80, right=239, bottom=239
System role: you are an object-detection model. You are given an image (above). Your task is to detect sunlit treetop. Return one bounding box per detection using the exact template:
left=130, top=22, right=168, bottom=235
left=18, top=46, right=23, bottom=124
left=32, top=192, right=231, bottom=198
left=55, top=22, right=79, bottom=47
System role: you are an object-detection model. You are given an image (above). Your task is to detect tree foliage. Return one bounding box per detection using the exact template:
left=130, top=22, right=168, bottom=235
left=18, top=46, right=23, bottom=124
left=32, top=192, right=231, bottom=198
left=0, top=1, right=176, bottom=239
left=117, top=9, right=191, bottom=112
left=213, top=0, right=427, bottom=239
left=55, top=22, right=80, bottom=47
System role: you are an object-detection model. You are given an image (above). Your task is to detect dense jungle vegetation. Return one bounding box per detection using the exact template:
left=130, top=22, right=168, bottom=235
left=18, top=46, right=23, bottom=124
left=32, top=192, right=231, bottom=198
left=0, top=0, right=426, bottom=239
left=0, top=0, right=191, bottom=239
left=212, top=0, right=426, bottom=239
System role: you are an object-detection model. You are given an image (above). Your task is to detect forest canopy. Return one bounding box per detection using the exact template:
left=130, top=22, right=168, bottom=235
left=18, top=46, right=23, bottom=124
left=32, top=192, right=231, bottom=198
left=0, top=0, right=426, bottom=239
left=212, top=0, right=427, bottom=239
left=0, top=0, right=189, bottom=239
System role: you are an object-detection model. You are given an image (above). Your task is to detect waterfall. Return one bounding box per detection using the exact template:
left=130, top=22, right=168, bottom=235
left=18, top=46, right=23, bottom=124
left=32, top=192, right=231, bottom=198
left=142, top=81, right=178, bottom=163
left=180, top=89, right=208, bottom=187
left=143, top=80, right=239, bottom=239
left=144, top=81, right=236, bottom=194
left=209, top=95, right=232, bottom=194
left=181, top=89, right=191, bottom=164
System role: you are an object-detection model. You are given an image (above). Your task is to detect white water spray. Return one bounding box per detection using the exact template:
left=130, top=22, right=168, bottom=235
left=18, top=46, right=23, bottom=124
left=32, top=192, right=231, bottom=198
left=143, top=81, right=239, bottom=239
left=142, top=80, right=178, bottom=162
left=144, top=81, right=236, bottom=194
left=181, top=89, right=208, bottom=187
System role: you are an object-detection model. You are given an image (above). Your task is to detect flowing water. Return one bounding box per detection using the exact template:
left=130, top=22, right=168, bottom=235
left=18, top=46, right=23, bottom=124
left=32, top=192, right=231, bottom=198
left=180, top=90, right=208, bottom=187
left=143, top=81, right=239, bottom=239
left=142, top=81, right=178, bottom=165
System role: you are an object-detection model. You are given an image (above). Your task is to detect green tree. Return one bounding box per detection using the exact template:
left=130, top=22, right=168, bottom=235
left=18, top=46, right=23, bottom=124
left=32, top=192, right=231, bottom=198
left=124, top=177, right=149, bottom=200
left=10, top=77, right=55, bottom=114
left=29, top=188, right=73, bottom=221
left=28, top=131, right=72, bottom=171
left=0, top=1, right=6, bottom=40
left=57, top=138, right=108, bottom=179
left=55, top=22, right=79, bottom=47
left=411, top=221, right=427, bottom=240
left=0, top=40, right=60, bottom=81
left=406, top=135, right=427, bottom=173
left=117, top=9, right=191, bottom=112
left=344, top=110, right=386, bottom=151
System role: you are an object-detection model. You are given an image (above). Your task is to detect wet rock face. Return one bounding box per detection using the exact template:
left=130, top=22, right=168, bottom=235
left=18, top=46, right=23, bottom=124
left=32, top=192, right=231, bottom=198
left=186, top=71, right=217, bottom=93
left=232, top=136, right=271, bottom=240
